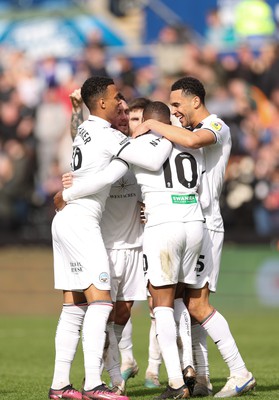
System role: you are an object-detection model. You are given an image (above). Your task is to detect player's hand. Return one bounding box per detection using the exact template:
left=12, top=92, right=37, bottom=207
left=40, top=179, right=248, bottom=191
left=132, top=121, right=151, bottom=138
left=69, top=88, right=82, bottom=110
left=139, top=202, right=147, bottom=224
left=53, top=191, right=66, bottom=211
left=62, top=172, right=73, bottom=189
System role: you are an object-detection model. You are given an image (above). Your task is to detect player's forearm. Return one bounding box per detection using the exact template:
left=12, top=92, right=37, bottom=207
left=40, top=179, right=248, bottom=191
left=70, top=107, right=83, bottom=141
left=146, top=120, right=208, bottom=149
left=119, top=136, right=172, bottom=171
left=62, top=159, right=128, bottom=201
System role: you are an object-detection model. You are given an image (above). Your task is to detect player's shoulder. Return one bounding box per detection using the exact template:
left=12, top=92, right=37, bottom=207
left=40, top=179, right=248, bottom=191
left=111, top=127, right=130, bottom=144
left=201, top=114, right=230, bottom=145
left=205, top=114, right=229, bottom=133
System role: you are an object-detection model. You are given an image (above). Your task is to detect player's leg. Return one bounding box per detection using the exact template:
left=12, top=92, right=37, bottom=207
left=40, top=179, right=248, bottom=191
left=174, top=220, right=204, bottom=396
left=104, top=301, right=134, bottom=394
left=115, top=302, right=139, bottom=384
left=174, top=285, right=196, bottom=396
left=76, top=225, right=129, bottom=399
left=49, top=291, right=87, bottom=400
left=145, top=295, right=162, bottom=388
left=191, top=321, right=212, bottom=397
left=82, top=283, right=113, bottom=388
left=187, top=286, right=256, bottom=397
left=50, top=214, right=86, bottom=399
left=186, top=230, right=256, bottom=398
left=144, top=223, right=190, bottom=399
left=149, top=283, right=189, bottom=399
left=103, top=249, right=127, bottom=392
left=117, top=247, right=146, bottom=382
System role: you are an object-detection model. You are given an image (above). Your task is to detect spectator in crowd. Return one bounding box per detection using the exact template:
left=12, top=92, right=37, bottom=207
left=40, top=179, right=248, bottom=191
left=0, top=7, right=279, bottom=245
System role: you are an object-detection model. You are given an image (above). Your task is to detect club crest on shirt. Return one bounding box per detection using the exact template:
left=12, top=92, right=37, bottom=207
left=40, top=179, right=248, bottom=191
left=99, top=272, right=109, bottom=283
left=210, top=121, right=222, bottom=131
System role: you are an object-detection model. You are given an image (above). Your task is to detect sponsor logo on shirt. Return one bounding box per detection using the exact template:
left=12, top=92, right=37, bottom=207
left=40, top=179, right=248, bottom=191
left=171, top=194, right=197, bottom=204
left=210, top=121, right=222, bottom=131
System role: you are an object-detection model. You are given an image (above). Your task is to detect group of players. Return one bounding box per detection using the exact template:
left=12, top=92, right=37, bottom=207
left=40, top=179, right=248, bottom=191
left=48, top=75, right=256, bottom=400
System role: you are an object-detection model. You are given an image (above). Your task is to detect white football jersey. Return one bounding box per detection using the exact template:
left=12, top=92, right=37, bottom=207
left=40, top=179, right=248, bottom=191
left=67, top=115, right=129, bottom=221
left=133, top=140, right=206, bottom=227
left=63, top=130, right=172, bottom=207
left=197, top=114, right=232, bottom=232
left=101, top=169, right=143, bottom=249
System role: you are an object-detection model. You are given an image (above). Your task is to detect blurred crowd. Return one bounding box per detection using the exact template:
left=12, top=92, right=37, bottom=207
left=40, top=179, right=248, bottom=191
left=1, top=3, right=279, bottom=243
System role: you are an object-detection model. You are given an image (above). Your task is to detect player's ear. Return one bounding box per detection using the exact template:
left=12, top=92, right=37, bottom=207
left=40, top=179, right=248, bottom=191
left=99, top=97, right=106, bottom=109
left=193, top=95, right=201, bottom=109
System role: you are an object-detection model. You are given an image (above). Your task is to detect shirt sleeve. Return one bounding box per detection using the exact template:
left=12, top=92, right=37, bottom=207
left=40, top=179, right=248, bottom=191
left=117, top=133, right=172, bottom=171
left=62, top=158, right=129, bottom=201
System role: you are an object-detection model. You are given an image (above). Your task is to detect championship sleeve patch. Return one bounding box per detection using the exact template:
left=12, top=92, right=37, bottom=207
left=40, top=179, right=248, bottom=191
left=210, top=121, right=222, bottom=131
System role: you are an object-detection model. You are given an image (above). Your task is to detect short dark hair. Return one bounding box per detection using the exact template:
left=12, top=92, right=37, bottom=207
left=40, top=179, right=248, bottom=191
left=81, top=76, right=114, bottom=110
left=128, top=97, right=151, bottom=112
left=171, top=76, right=206, bottom=104
left=143, top=101, right=171, bottom=124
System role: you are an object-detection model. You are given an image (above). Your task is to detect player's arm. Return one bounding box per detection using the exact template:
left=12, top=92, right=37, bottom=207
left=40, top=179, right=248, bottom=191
left=133, top=119, right=215, bottom=149
left=70, top=89, right=83, bottom=141
left=62, top=158, right=129, bottom=202
left=117, top=133, right=172, bottom=171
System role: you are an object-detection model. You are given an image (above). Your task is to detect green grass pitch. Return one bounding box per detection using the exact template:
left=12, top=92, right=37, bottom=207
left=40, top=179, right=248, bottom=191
left=0, top=244, right=278, bottom=399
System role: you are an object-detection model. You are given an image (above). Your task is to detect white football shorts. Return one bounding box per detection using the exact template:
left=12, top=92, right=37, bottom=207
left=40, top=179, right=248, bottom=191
left=187, top=227, right=224, bottom=292
left=52, top=205, right=110, bottom=292
left=143, top=221, right=203, bottom=287
left=108, top=247, right=147, bottom=302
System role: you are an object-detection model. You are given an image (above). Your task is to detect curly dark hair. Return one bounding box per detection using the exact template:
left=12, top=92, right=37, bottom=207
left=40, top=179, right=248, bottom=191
left=171, top=76, right=206, bottom=104
left=143, top=101, right=170, bottom=124
left=81, top=76, right=114, bottom=110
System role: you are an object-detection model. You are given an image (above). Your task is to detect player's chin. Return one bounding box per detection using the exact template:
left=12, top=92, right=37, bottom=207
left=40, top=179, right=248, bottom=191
left=178, top=116, right=186, bottom=127
left=121, top=126, right=129, bottom=135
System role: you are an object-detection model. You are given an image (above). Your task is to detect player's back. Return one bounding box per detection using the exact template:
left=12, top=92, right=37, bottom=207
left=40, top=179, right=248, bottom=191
left=133, top=141, right=205, bottom=227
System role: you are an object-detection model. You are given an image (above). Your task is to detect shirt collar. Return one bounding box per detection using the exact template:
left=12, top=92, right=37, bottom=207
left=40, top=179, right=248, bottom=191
left=88, top=115, right=111, bottom=128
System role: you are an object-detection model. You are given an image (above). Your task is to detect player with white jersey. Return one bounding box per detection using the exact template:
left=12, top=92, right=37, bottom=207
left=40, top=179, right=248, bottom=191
left=133, top=76, right=256, bottom=398
left=62, top=91, right=145, bottom=395
left=61, top=101, right=210, bottom=400
left=49, top=77, right=171, bottom=400
left=135, top=102, right=208, bottom=399
left=117, top=97, right=152, bottom=384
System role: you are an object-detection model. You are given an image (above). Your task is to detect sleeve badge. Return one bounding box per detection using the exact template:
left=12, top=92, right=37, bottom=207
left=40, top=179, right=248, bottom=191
left=210, top=121, right=222, bottom=131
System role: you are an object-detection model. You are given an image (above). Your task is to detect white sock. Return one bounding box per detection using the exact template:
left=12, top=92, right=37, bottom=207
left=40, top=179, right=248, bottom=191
left=82, top=301, right=113, bottom=390
left=146, top=314, right=162, bottom=376
left=104, top=322, right=123, bottom=385
left=191, top=322, right=209, bottom=377
left=202, top=309, right=249, bottom=377
left=154, top=306, right=184, bottom=389
left=174, top=298, right=193, bottom=370
left=118, top=318, right=135, bottom=366
left=51, top=303, right=87, bottom=389
left=114, top=323, right=125, bottom=344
